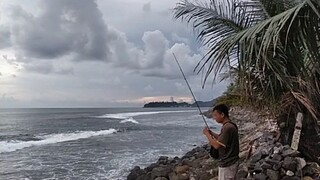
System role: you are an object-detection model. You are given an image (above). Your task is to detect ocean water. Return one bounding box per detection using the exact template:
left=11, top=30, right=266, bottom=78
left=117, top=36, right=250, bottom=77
left=0, top=108, right=220, bottom=180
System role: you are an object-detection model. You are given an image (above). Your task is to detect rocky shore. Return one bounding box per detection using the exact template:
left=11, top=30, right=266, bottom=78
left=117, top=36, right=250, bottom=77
left=127, top=107, right=320, bottom=180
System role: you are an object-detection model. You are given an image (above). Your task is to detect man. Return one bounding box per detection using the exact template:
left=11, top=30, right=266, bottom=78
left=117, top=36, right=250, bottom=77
left=203, top=104, right=239, bottom=180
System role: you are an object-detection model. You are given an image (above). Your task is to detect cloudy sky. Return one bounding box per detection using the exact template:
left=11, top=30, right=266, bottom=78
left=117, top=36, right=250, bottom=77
left=0, top=0, right=228, bottom=108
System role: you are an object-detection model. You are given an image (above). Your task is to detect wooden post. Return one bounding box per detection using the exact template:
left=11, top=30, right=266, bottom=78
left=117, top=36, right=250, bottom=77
left=291, top=112, right=303, bottom=151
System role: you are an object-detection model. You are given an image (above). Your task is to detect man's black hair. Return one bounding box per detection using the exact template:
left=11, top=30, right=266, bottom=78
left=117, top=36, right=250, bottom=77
left=213, top=104, right=229, bottom=118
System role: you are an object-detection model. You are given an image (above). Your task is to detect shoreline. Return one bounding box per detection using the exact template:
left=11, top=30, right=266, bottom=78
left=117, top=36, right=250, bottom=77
left=127, top=107, right=320, bottom=180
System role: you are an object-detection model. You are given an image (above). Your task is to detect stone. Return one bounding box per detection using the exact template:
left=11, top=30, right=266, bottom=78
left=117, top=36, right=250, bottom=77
left=265, top=157, right=280, bottom=165
left=136, top=174, right=151, bottom=180
left=177, top=173, right=189, bottom=180
left=282, top=149, right=300, bottom=157
left=127, top=166, right=146, bottom=180
left=251, top=151, right=262, bottom=163
left=303, top=176, right=313, bottom=180
left=303, top=162, right=320, bottom=176
left=271, top=153, right=282, bottom=161
left=151, top=166, right=172, bottom=179
left=154, top=177, right=168, bottom=180
left=266, top=169, right=279, bottom=180
left=272, top=163, right=282, bottom=171
left=282, top=176, right=300, bottom=180
left=198, top=172, right=212, bottom=180
left=253, top=173, right=267, bottom=180
left=296, top=157, right=306, bottom=170
left=236, top=168, right=248, bottom=179
left=273, top=146, right=282, bottom=154
left=145, top=163, right=158, bottom=172
left=254, top=163, right=263, bottom=173
left=261, top=162, right=272, bottom=169
left=260, top=148, right=270, bottom=156
left=283, top=157, right=297, bottom=171
left=286, top=170, right=295, bottom=176
left=175, top=165, right=189, bottom=174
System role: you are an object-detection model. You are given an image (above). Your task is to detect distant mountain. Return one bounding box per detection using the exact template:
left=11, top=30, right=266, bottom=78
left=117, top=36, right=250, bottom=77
left=143, top=99, right=216, bottom=108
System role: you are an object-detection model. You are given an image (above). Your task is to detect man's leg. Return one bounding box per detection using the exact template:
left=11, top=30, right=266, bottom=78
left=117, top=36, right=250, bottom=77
left=219, top=161, right=239, bottom=180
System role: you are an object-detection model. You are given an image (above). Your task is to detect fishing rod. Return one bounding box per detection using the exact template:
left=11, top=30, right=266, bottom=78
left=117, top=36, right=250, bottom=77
left=172, top=53, right=210, bottom=129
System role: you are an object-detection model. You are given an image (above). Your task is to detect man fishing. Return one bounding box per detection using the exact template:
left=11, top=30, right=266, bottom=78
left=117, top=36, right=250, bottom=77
left=203, top=104, right=240, bottom=180
left=172, top=54, right=239, bottom=179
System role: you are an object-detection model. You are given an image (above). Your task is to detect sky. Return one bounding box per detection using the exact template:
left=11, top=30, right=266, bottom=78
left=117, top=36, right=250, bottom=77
left=0, top=0, right=229, bottom=108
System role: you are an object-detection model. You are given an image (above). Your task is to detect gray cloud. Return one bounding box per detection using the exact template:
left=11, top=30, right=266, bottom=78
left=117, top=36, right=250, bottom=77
left=23, top=61, right=74, bottom=75
left=0, top=25, right=11, bottom=49
left=6, top=0, right=112, bottom=61
left=143, top=2, right=151, bottom=13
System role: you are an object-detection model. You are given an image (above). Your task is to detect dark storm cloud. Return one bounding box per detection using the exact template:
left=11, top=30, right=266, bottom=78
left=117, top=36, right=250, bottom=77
left=7, top=0, right=112, bottom=61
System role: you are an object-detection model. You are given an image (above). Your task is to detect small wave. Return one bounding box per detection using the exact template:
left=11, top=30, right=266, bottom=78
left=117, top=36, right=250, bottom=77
left=120, top=118, right=139, bottom=124
left=0, top=128, right=117, bottom=153
left=93, top=110, right=194, bottom=120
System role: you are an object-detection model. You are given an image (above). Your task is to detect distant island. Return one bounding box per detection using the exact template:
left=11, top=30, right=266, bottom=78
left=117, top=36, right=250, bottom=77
left=143, top=99, right=216, bottom=108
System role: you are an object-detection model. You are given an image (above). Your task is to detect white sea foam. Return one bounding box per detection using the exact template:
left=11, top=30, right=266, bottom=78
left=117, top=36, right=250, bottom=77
left=0, top=128, right=117, bottom=153
left=120, top=118, right=139, bottom=124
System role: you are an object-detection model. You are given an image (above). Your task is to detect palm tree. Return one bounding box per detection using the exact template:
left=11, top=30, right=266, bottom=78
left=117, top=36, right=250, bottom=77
left=174, top=0, right=320, bottom=162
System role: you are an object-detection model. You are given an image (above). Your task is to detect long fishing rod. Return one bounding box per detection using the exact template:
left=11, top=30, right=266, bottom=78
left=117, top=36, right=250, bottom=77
left=172, top=53, right=210, bottom=129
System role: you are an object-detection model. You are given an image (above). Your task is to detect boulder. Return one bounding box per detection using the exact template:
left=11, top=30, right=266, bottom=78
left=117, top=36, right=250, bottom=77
left=177, top=173, right=189, bottom=180
left=303, top=162, right=320, bottom=176
left=127, top=166, right=146, bottom=180
left=261, top=162, right=272, bottom=169
left=251, top=151, right=262, bottom=163
left=296, top=157, right=306, bottom=170
left=271, top=153, right=282, bottom=161
left=286, top=170, right=295, bottom=176
left=253, top=173, right=267, bottom=180
left=282, top=149, right=300, bottom=157
left=266, top=169, right=279, bottom=180
left=282, top=157, right=297, bottom=171
left=175, top=165, right=189, bottom=174
left=302, top=176, right=313, bottom=180
left=282, top=176, right=300, bottom=180
left=154, top=177, right=168, bottom=180
left=151, top=166, right=172, bottom=179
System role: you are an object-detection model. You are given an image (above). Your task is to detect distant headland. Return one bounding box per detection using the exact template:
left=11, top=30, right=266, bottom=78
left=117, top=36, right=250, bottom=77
left=143, top=99, right=216, bottom=108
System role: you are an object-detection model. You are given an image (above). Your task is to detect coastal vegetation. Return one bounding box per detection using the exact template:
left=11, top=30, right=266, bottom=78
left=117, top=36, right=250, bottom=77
left=174, top=0, right=320, bottom=162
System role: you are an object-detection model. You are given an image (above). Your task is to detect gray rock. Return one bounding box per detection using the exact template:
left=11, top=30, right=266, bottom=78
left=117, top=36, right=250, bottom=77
left=198, top=172, right=212, bottom=180
left=286, top=170, right=295, bottom=176
left=303, top=162, right=320, bottom=176
left=265, top=157, right=280, bottom=165
left=266, top=169, right=279, bottom=180
left=145, top=163, right=158, bottom=172
left=283, top=157, right=297, bottom=171
left=296, top=157, right=306, bottom=170
left=127, top=166, right=146, bottom=180
left=177, top=173, right=189, bottom=180
left=282, top=176, right=300, bottom=180
left=273, top=163, right=282, bottom=171
left=254, top=173, right=267, bottom=180
left=251, top=151, right=262, bottom=163
left=261, top=162, right=272, bottom=169
left=254, top=163, right=263, bottom=173
left=271, top=153, right=282, bottom=161
left=303, top=176, right=313, bottom=180
left=151, top=166, right=172, bottom=179
left=154, top=177, right=168, bottom=180
left=282, top=149, right=300, bottom=157
left=273, top=146, right=283, bottom=154
left=236, top=168, right=248, bottom=179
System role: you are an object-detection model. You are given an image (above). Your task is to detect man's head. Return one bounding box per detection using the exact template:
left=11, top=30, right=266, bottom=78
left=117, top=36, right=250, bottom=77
left=212, top=104, right=229, bottom=123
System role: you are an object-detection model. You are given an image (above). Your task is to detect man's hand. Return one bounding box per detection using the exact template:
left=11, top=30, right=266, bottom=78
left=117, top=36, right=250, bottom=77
left=203, top=127, right=213, bottom=136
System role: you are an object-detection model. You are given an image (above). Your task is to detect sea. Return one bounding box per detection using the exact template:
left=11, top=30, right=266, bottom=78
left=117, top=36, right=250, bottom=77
left=0, top=108, right=221, bottom=180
